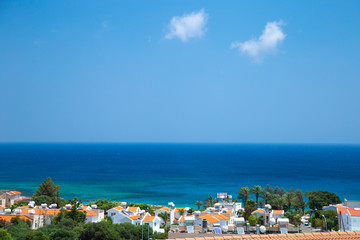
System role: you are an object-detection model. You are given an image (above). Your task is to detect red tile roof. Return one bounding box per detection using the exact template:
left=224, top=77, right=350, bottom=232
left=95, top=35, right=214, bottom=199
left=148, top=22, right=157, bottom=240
left=143, top=216, right=156, bottom=222
left=164, top=231, right=360, bottom=239
left=0, top=215, right=32, bottom=222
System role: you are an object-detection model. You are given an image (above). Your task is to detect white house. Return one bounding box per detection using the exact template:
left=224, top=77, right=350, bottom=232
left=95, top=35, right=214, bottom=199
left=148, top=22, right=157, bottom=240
left=155, top=203, right=176, bottom=225
left=107, top=206, right=133, bottom=224
left=272, top=210, right=285, bottom=220
left=323, top=199, right=360, bottom=232
left=142, top=215, right=163, bottom=233
left=0, top=206, right=5, bottom=214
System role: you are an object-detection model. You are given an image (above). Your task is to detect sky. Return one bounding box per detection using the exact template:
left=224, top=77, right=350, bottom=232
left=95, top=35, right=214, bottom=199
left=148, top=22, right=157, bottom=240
left=1, top=0, right=360, bottom=143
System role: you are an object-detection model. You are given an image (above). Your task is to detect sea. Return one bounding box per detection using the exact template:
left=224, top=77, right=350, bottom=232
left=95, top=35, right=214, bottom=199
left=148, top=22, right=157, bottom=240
left=1, top=143, right=359, bottom=208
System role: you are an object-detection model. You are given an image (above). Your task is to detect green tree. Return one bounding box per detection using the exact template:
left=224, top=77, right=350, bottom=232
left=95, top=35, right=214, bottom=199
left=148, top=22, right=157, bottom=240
left=264, top=184, right=274, bottom=194
left=248, top=215, right=257, bottom=226
left=79, top=222, right=119, bottom=240
left=250, top=185, right=263, bottom=207
left=238, top=187, right=250, bottom=205
left=305, top=191, right=341, bottom=210
left=0, top=229, right=12, bottom=240
left=194, top=201, right=203, bottom=210
left=244, top=200, right=257, bottom=220
left=260, top=192, right=273, bottom=204
left=270, top=194, right=284, bottom=210
left=280, top=187, right=286, bottom=196
left=258, top=199, right=265, bottom=208
left=54, top=207, right=86, bottom=226
left=295, top=189, right=304, bottom=202
left=25, top=231, right=49, bottom=240
left=158, top=212, right=169, bottom=228
left=33, top=177, right=65, bottom=207
left=49, top=228, right=77, bottom=240
left=274, top=186, right=281, bottom=195
left=178, top=209, right=185, bottom=216
left=7, top=221, right=31, bottom=240
left=283, top=192, right=295, bottom=211
left=322, top=210, right=338, bottom=230
left=205, top=195, right=215, bottom=208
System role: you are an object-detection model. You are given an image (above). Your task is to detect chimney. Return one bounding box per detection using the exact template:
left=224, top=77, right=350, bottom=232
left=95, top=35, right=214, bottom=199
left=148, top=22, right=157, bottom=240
left=121, top=202, right=127, bottom=209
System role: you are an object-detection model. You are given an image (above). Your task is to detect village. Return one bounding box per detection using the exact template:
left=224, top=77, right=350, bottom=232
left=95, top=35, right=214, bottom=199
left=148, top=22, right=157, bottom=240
left=1, top=185, right=360, bottom=239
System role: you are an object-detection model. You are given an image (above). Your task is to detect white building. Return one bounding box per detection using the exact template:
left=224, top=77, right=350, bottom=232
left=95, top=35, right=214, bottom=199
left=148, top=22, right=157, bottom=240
left=142, top=215, right=163, bottom=233
left=323, top=199, right=360, bottom=232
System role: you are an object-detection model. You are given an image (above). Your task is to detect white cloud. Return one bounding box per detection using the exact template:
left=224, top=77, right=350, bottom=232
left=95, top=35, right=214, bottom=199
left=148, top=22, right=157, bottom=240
left=231, top=21, right=286, bottom=61
left=165, top=9, right=208, bottom=42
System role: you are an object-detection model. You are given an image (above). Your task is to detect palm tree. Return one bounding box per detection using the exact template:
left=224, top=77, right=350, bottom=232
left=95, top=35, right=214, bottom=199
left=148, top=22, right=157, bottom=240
left=158, top=212, right=169, bottom=227
left=205, top=195, right=215, bottom=207
left=258, top=199, right=265, bottom=208
left=194, top=201, right=204, bottom=210
left=283, top=192, right=295, bottom=211
left=250, top=185, right=263, bottom=206
left=296, top=200, right=307, bottom=214
left=270, top=195, right=284, bottom=210
left=260, top=192, right=272, bottom=204
left=238, top=187, right=250, bottom=205
left=178, top=208, right=185, bottom=216
left=264, top=184, right=274, bottom=194
left=295, top=189, right=304, bottom=202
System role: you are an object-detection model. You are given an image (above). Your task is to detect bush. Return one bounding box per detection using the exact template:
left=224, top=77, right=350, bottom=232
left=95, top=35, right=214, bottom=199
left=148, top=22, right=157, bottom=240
left=25, top=231, right=49, bottom=240
left=248, top=215, right=257, bottom=226
left=49, top=228, right=77, bottom=240
left=7, top=221, right=31, bottom=240
left=79, top=222, right=119, bottom=240
left=0, top=229, right=12, bottom=240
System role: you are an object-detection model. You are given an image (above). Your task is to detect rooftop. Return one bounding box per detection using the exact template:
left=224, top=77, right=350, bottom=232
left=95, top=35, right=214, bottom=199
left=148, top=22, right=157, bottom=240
left=164, top=231, right=360, bottom=239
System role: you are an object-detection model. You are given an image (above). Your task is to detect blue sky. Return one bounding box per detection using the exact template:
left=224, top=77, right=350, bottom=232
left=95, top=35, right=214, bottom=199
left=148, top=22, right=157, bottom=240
left=1, top=0, right=360, bottom=143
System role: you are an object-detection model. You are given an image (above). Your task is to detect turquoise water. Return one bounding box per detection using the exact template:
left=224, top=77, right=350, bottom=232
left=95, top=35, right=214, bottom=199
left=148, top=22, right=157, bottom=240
left=1, top=143, right=360, bottom=207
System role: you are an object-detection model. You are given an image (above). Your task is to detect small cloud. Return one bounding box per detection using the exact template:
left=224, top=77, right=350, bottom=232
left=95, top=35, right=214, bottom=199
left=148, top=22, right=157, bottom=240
left=231, top=21, right=286, bottom=61
left=165, top=9, right=208, bottom=42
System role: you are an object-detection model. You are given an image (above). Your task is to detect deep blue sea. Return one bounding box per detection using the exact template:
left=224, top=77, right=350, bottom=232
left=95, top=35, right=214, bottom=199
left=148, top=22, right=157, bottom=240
left=1, top=143, right=360, bottom=207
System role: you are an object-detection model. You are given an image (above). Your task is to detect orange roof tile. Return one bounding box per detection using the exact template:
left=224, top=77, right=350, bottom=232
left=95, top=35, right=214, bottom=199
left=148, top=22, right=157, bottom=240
left=129, top=215, right=141, bottom=220
left=114, top=206, right=123, bottom=211
left=272, top=210, right=284, bottom=215
left=127, top=207, right=139, bottom=212
left=0, top=215, right=32, bottom=222
left=227, top=208, right=233, bottom=213
left=20, top=197, right=32, bottom=200
left=162, top=231, right=360, bottom=239
left=348, top=208, right=360, bottom=216
left=12, top=191, right=21, bottom=194
left=178, top=216, right=184, bottom=222
left=200, top=215, right=219, bottom=224
left=19, top=208, right=61, bottom=215
left=160, top=207, right=169, bottom=211
left=83, top=210, right=97, bottom=216
left=253, top=209, right=265, bottom=213
left=143, top=215, right=156, bottom=222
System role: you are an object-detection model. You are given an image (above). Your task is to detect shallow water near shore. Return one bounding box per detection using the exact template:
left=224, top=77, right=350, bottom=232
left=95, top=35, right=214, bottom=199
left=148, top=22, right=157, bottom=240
left=1, top=143, right=360, bottom=207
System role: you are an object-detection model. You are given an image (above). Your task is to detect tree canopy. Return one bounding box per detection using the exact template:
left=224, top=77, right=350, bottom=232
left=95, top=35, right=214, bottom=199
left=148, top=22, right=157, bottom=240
left=305, top=191, right=341, bottom=210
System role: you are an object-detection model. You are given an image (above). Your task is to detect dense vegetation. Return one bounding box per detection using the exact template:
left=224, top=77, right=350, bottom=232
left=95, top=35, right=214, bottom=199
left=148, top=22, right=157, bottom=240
left=196, top=184, right=342, bottom=230
left=0, top=178, right=168, bottom=240
left=1, top=218, right=167, bottom=240
left=1, top=179, right=344, bottom=239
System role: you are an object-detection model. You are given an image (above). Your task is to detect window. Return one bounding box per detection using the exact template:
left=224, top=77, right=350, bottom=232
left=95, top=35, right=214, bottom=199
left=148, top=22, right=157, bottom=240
left=111, top=213, right=115, bottom=216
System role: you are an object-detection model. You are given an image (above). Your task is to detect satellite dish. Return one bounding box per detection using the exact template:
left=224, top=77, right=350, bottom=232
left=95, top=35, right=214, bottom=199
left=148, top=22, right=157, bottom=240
left=260, top=225, right=266, bottom=234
